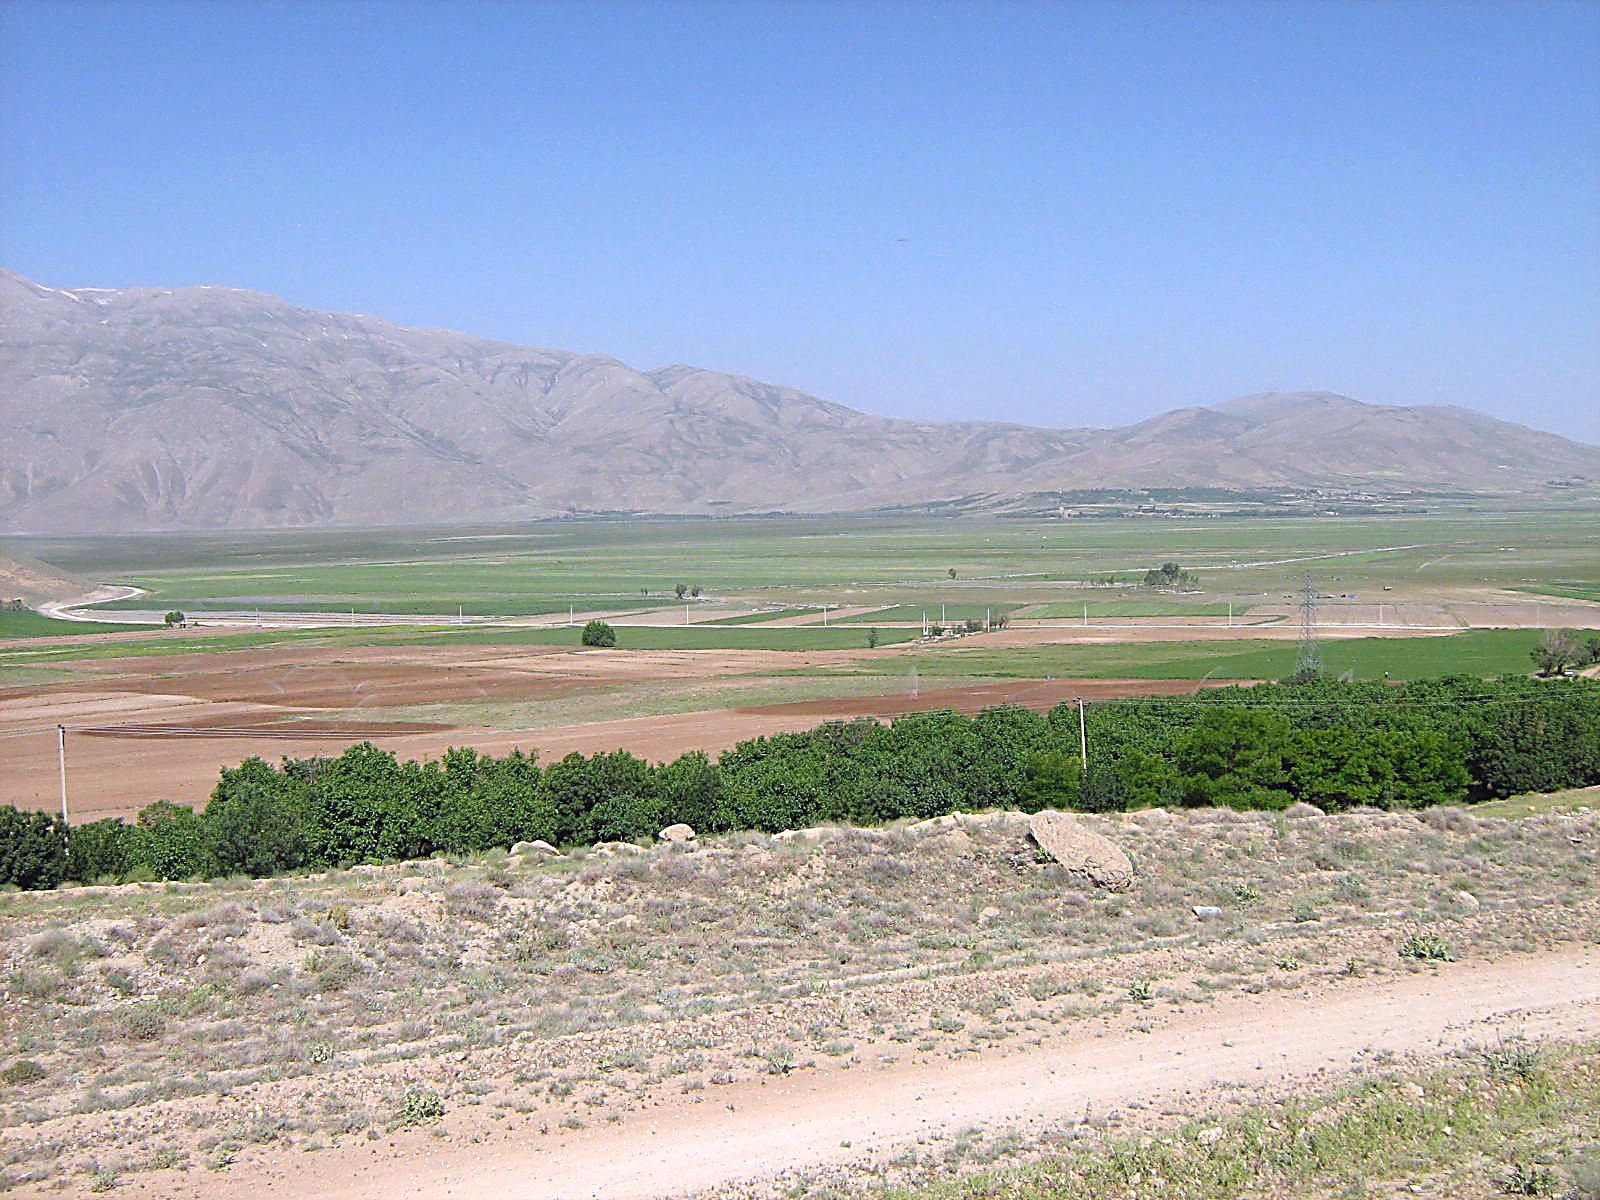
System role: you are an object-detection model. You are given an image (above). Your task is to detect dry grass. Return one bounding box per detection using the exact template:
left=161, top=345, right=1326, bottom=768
left=0, top=806, right=1596, bottom=1192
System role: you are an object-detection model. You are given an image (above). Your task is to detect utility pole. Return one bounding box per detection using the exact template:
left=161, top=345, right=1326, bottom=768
left=909, top=665, right=919, bottom=699
left=57, top=725, right=69, bottom=824
left=1296, top=573, right=1322, bottom=678
left=1077, top=699, right=1088, bottom=764
left=1083, top=601, right=1088, bottom=627
left=569, top=603, right=574, bottom=627
left=1227, top=601, right=1233, bottom=627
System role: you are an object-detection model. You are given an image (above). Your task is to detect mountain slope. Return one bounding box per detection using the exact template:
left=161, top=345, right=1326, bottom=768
left=2, top=270, right=1596, bottom=532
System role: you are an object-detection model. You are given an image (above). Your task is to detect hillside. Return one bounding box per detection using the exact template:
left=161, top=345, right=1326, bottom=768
left=3, top=270, right=1597, bottom=532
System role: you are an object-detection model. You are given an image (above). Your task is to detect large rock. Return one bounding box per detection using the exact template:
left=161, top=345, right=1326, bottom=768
left=510, top=840, right=562, bottom=859
left=1028, top=811, right=1136, bottom=892
left=657, top=823, right=696, bottom=844
left=590, top=841, right=645, bottom=858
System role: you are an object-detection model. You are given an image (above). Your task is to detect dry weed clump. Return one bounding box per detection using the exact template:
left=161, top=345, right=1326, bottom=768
left=0, top=808, right=1593, bottom=1191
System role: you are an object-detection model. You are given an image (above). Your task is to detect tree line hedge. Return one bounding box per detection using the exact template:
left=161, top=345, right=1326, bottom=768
left=3, top=675, right=1597, bottom=890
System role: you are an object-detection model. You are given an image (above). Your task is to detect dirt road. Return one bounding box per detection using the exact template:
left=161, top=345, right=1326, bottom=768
left=196, top=948, right=1599, bottom=1200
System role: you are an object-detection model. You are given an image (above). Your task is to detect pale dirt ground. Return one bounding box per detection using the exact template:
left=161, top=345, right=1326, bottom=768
left=2, top=807, right=1595, bottom=1199
left=188, top=948, right=1600, bottom=1200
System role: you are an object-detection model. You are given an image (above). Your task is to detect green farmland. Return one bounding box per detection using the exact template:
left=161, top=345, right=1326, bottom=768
left=11, top=505, right=1599, bottom=620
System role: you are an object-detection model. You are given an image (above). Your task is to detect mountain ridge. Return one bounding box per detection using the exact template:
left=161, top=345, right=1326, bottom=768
left=3, top=270, right=1596, bottom=533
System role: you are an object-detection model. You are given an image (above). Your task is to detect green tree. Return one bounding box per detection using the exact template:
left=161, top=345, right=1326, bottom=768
left=205, top=757, right=306, bottom=876
left=0, top=807, right=68, bottom=890
left=536, top=750, right=656, bottom=844
left=129, top=801, right=212, bottom=880
left=866, top=627, right=880, bottom=649
left=163, top=610, right=186, bottom=628
left=1531, top=629, right=1583, bottom=676
left=590, top=793, right=668, bottom=842
left=1176, top=708, right=1293, bottom=809
left=1017, top=751, right=1082, bottom=812
left=674, top=583, right=688, bottom=600
left=655, top=751, right=722, bottom=830
left=581, top=619, right=617, bottom=648
left=66, top=817, right=133, bottom=882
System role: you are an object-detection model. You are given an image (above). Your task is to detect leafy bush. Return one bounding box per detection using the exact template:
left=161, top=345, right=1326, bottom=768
left=396, top=1089, right=445, bottom=1126
left=1399, top=932, right=1456, bottom=962
left=580, top=619, right=617, bottom=648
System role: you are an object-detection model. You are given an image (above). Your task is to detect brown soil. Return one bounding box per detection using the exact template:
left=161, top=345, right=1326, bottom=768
left=1, top=658, right=1227, bottom=821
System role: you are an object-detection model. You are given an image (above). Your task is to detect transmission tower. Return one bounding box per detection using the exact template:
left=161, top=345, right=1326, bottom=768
left=1296, top=573, right=1322, bottom=678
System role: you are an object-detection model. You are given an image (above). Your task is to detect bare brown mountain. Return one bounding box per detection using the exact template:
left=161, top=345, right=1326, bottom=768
left=2, top=270, right=1596, bottom=532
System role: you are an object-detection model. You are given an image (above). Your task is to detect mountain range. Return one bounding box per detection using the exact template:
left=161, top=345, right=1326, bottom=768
left=3, top=269, right=1597, bottom=533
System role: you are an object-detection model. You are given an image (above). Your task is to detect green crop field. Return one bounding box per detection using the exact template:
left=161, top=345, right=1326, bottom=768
left=0, top=609, right=149, bottom=639
left=876, top=627, right=1594, bottom=682
left=1510, top=581, right=1600, bottom=604
left=1015, top=600, right=1236, bottom=618
left=0, top=619, right=916, bottom=669
left=836, top=603, right=1015, bottom=624
left=392, top=624, right=920, bottom=652
left=10, top=505, right=1597, bottom=620
left=699, top=607, right=818, bottom=625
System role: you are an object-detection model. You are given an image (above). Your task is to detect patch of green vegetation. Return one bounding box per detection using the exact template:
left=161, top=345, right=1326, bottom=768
left=883, top=1040, right=1600, bottom=1200
left=699, top=607, right=818, bottom=625
left=1510, top=581, right=1600, bottom=604
left=883, top=628, right=1596, bottom=682
left=0, top=609, right=147, bottom=638
left=835, top=603, right=1012, bottom=624
left=396, top=624, right=919, bottom=652
left=9, top=507, right=1600, bottom=631
left=1472, top=785, right=1599, bottom=819
left=1017, top=600, right=1235, bottom=618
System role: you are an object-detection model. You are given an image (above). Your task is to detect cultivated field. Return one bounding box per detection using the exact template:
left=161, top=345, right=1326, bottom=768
left=3, top=507, right=1598, bottom=821
left=3, top=506, right=1599, bottom=1199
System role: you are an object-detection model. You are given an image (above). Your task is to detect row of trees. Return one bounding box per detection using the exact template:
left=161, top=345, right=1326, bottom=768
left=3, top=676, right=1597, bottom=890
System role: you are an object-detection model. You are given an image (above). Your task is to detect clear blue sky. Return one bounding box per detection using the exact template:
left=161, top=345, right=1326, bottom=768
left=3, top=0, right=1596, bottom=441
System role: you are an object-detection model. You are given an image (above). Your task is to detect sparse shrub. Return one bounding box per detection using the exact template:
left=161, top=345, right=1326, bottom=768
left=2, top=1059, right=46, bottom=1086
left=1127, top=979, right=1154, bottom=1002
left=1479, top=1041, right=1543, bottom=1084
left=121, top=1006, right=166, bottom=1041
left=444, top=880, right=501, bottom=921
left=1500, top=1162, right=1560, bottom=1196
left=1399, top=932, right=1456, bottom=962
left=396, top=1089, right=445, bottom=1126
